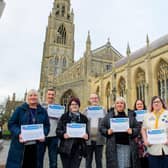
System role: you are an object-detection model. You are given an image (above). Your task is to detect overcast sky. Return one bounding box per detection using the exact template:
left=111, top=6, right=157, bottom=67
left=0, top=0, right=168, bottom=103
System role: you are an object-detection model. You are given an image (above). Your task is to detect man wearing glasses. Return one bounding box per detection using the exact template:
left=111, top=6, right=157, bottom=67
left=84, top=93, right=106, bottom=168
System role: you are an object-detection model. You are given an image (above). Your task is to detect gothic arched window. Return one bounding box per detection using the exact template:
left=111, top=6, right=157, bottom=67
left=54, top=67, right=58, bottom=76
left=136, top=68, right=146, bottom=101
left=157, top=60, right=168, bottom=102
left=96, top=86, right=100, bottom=98
left=48, top=58, right=54, bottom=74
left=63, top=57, right=67, bottom=67
left=55, top=4, right=60, bottom=15
left=61, top=89, right=75, bottom=112
left=118, top=77, right=126, bottom=97
left=56, top=25, right=66, bottom=45
left=61, top=6, right=65, bottom=16
left=49, top=57, right=54, bottom=65
left=55, top=57, right=59, bottom=65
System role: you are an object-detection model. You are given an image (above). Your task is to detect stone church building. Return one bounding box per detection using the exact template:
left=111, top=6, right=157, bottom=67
left=39, top=0, right=168, bottom=110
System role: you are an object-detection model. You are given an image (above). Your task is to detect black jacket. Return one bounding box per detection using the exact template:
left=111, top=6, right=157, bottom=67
left=56, top=111, right=89, bottom=157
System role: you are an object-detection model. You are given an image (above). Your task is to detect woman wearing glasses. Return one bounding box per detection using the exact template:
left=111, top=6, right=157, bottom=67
left=141, top=96, right=168, bottom=168
left=56, top=97, right=89, bottom=168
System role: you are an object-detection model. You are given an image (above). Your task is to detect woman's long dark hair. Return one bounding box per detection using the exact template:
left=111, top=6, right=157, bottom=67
left=150, top=96, right=167, bottom=112
left=134, top=99, right=146, bottom=110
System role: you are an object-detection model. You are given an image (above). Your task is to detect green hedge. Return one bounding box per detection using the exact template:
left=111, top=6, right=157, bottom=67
left=3, top=130, right=11, bottom=135
left=2, top=130, right=11, bottom=139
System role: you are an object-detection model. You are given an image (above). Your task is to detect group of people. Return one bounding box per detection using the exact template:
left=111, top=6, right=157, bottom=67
left=5, top=88, right=168, bottom=168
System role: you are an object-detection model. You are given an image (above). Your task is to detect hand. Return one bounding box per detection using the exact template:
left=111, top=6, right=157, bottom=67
left=144, top=140, right=150, bottom=147
left=127, top=128, right=132, bottom=135
left=83, top=133, right=88, bottom=140
left=64, top=133, right=69, bottom=139
left=164, top=140, right=168, bottom=145
left=38, top=137, right=45, bottom=142
left=107, top=128, right=113, bottom=135
left=19, top=134, right=24, bottom=143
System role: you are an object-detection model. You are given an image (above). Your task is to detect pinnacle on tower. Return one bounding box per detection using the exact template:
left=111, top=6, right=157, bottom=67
left=24, top=89, right=27, bottom=101
left=126, top=42, right=131, bottom=57
left=146, top=34, right=150, bottom=47
left=12, top=93, right=16, bottom=102
left=86, top=31, right=91, bottom=51
left=106, top=37, right=111, bottom=48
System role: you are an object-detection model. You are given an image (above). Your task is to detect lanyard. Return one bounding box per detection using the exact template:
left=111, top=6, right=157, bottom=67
left=29, top=109, right=37, bottom=124
left=153, top=108, right=164, bottom=128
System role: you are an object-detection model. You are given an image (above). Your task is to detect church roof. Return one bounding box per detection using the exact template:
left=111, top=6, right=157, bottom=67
left=115, top=33, right=168, bottom=67
left=92, top=42, right=123, bottom=58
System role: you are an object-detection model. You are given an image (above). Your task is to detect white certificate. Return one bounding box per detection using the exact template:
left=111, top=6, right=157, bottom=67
left=66, top=123, right=86, bottom=138
left=135, top=110, right=147, bottom=122
left=110, top=118, right=129, bottom=132
left=21, top=124, right=44, bottom=141
left=147, top=129, right=167, bottom=144
left=48, top=104, right=65, bottom=118
left=87, top=106, right=104, bottom=119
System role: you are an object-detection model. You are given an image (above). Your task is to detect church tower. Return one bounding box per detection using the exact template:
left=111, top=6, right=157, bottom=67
left=39, top=0, right=75, bottom=93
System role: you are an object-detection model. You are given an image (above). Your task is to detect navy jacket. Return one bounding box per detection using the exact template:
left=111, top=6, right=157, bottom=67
left=6, top=103, right=50, bottom=168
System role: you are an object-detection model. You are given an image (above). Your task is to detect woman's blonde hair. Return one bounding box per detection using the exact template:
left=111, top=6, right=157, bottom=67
left=114, top=96, right=128, bottom=115
left=26, top=89, right=40, bottom=104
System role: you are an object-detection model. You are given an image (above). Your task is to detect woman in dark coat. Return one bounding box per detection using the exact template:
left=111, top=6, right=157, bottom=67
left=56, top=97, right=89, bottom=168
left=6, top=89, right=50, bottom=168
left=99, top=97, right=140, bottom=168
left=134, top=99, right=149, bottom=168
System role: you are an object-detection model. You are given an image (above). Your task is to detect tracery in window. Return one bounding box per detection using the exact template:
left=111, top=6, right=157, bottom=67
left=118, top=77, right=126, bottom=97
left=136, top=68, right=145, bottom=101
left=56, top=25, right=66, bottom=45
left=157, top=60, right=168, bottom=102
left=63, top=57, right=66, bottom=67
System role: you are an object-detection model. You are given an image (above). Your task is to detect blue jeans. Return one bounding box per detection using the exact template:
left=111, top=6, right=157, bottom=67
left=45, top=136, right=59, bottom=168
left=148, top=155, right=168, bottom=168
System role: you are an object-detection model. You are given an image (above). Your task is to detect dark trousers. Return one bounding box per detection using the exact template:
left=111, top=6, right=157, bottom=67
left=45, top=136, right=59, bottom=168
left=60, top=150, right=82, bottom=168
left=85, top=141, right=103, bottom=168
left=22, top=144, right=37, bottom=168
left=148, top=155, right=168, bottom=168
left=140, top=157, right=149, bottom=168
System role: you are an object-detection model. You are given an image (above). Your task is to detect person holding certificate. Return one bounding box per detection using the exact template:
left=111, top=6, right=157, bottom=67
left=42, top=88, right=62, bottom=168
left=133, top=99, right=149, bottom=168
left=83, top=93, right=106, bottom=168
left=141, top=96, right=168, bottom=168
left=56, top=97, right=89, bottom=168
left=6, top=89, right=50, bottom=168
left=100, top=97, right=140, bottom=168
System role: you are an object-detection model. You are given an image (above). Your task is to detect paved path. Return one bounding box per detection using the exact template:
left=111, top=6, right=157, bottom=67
left=44, top=148, right=106, bottom=168
left=0, top=140, right=10, bottom=168
left=0, top=140, right=106, bottom=168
